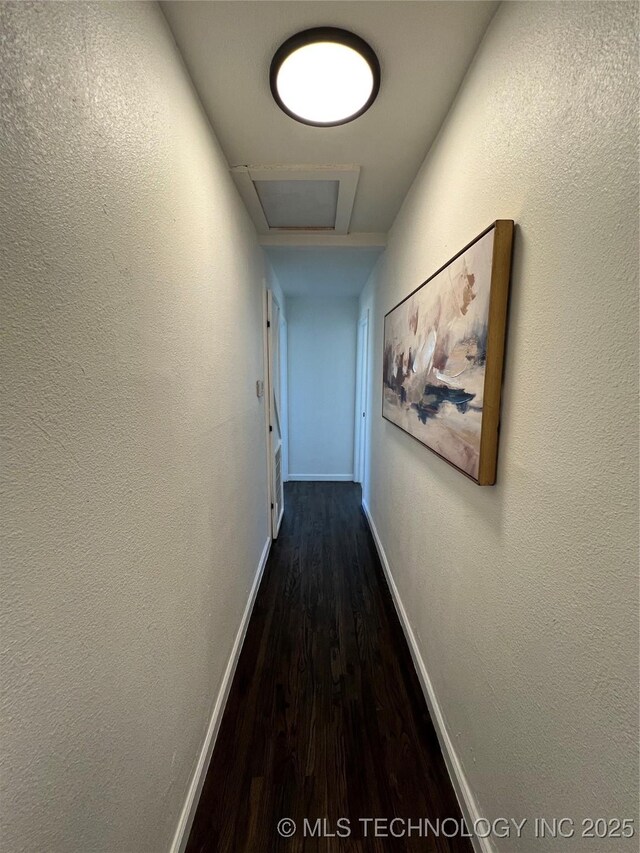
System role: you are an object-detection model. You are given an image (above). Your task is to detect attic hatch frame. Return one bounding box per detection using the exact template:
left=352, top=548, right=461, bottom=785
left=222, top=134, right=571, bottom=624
left=230, top=164, right=360, bottom=236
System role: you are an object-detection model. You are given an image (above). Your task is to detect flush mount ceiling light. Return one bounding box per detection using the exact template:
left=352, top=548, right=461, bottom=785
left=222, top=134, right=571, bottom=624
left=270, top=28, right=380, bottom=127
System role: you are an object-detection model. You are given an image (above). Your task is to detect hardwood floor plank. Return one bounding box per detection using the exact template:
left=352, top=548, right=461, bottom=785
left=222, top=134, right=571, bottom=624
left=185, top=482, right=472, bottom=853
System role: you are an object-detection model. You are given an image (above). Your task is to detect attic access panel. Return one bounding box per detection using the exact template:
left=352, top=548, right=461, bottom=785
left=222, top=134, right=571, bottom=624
left=253, top=179, right=339, bottom=229
left=230, top=165, right=360, bottom=235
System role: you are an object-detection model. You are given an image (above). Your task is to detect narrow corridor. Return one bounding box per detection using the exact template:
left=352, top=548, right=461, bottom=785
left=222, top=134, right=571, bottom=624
left=2, top=4, right=638, bottom=851
left=186, top=483, right=471, bottom=852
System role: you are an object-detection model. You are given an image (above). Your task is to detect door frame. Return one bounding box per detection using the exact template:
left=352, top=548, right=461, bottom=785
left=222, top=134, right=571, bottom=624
left=354, top=309, right=370, bottom=490
left=279, top=312, right=289, bottom=484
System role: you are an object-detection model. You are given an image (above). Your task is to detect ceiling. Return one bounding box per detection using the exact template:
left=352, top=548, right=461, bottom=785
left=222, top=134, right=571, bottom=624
left=265, top=247, right=384, bottom=297
left=161, top=1, right=498, bottom=243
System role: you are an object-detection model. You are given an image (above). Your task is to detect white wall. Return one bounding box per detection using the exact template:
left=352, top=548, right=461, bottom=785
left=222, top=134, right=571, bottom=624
left=287, top=297, right=358, bottom=480
left=360, top=2, right=638, bottom=850
left=0, top=4, right=269, bottom=852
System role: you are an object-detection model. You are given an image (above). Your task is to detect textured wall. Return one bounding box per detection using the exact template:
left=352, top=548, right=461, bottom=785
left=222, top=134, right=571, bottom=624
left=360, top=2, right=638, bottom=849
left=287, top=297, right=358, bottom=479
left=0, top=3, right=269, bottom=852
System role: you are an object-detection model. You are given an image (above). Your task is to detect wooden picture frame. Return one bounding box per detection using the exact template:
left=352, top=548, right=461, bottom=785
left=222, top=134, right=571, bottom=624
left=382, top=220, right=514, bottom=485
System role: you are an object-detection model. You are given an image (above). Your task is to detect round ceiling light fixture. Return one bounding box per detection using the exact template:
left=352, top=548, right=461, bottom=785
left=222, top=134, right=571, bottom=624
left=270, top=28, right=381, bottom=127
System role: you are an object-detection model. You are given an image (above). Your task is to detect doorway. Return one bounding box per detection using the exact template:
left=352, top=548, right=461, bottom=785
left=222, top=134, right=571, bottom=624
left=354, top=309, right=369, bottom=490
left=266, top=289, right=284, bottom=537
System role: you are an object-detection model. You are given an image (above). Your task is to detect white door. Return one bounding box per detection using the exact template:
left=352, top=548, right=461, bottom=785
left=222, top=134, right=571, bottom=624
left=354, top=311, right=369, bottom=488
left=267, top=290, right=284, bottom=537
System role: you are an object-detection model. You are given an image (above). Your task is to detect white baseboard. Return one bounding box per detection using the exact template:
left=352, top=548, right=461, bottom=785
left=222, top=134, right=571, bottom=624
left=170, top=536, right=272, bottom=853
left=361, top=500, right=493, bottom=853
left=287, top=473, right=353, bottom=482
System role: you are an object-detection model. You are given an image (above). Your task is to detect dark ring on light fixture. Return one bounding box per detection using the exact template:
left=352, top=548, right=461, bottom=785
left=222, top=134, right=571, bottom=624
left=269, top=27, right=381, bottom=127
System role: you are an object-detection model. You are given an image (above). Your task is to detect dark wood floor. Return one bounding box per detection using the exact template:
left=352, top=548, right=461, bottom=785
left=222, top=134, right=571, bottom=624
left=186, top=482, right=471, bottom=853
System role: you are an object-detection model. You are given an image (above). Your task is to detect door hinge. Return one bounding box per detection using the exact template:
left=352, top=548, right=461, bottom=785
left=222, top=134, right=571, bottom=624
left=269, top=424, right=273, bottom=432
left=271, top=502, right=274, bottom=509
left=267, top=320, right=271, bottom=328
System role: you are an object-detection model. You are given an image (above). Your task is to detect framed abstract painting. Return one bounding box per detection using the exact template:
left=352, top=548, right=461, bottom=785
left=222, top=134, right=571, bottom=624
left=382, top=220, right=514, bottom=485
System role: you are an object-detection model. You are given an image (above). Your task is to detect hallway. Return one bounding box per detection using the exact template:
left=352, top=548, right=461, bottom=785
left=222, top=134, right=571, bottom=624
left=187, top=482, right=470, bottom=853
left=1, top=3, right=638, bottom=852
